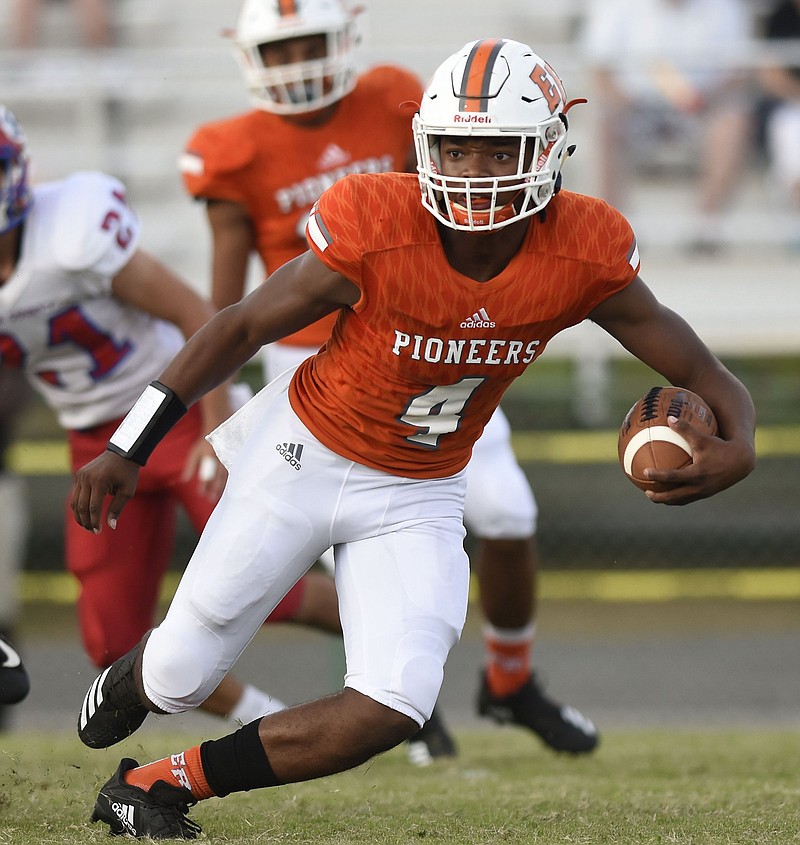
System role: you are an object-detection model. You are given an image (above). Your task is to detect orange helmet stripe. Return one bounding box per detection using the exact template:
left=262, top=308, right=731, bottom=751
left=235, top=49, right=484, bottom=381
left=458, top=38, right=505, bottom=113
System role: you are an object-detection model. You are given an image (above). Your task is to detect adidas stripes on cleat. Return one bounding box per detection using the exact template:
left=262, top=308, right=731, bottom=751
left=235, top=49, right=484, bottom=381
left=91, top=758, right=201, bottom=839
left=78, top=643, right=149, bottom=748
left=477, top=671, right=599, bottom=754
left=406, top=705, right=458, bottom=767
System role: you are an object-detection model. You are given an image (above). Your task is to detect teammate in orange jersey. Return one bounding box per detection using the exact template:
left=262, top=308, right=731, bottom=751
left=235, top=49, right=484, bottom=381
left=73, top=38, right=755, bottom=839
left=180, top=0, right=598, bottom=764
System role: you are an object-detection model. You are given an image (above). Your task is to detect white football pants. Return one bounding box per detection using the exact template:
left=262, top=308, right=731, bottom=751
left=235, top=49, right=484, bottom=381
left=143, top=370, right=469, bottom=726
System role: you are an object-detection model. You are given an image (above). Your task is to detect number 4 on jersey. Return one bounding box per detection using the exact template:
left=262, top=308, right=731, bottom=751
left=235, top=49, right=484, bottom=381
left=399, top=377, right=485, bottom=448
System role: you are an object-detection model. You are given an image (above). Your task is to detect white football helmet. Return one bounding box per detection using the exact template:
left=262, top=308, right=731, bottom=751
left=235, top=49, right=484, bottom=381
left=233, top=0, right=359, bottom=115
left=413, top=39, right=577, bottom=231
left=0, top=106, right=32, bottom=235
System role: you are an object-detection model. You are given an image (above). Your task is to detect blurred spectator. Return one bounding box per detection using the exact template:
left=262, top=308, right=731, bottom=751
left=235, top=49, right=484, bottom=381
left=0, top=368, right=31, bottom=729
left=11, top=0, right=114, bottom=50
left=580, top=0, right=754, bottom=251
left=756, top=0, right=800, bottom=232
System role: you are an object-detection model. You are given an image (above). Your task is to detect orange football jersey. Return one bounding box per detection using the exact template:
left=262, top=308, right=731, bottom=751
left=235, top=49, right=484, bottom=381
left=181, top=65, right=422, bottom=348
left=291, top=172, right=640, bottom=478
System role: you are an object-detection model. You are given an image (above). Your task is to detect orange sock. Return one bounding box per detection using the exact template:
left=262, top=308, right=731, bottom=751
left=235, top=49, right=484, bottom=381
left=123, top=746, right=215, bottom=801
left=483, top=624, right=534, bottom=698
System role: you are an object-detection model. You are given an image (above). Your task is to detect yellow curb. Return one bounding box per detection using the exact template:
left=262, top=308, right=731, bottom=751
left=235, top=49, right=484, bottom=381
left=20, top=568, right=800, bottom=606
left=9, top=425, right=798, bottom=475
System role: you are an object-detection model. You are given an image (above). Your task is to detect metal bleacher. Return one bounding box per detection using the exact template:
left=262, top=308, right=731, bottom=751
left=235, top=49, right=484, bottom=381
left=2, top=0, right=798, bottom=426
left=4, top=0, right=796, bottom=254
left=0, top=0, right=595, bottom=288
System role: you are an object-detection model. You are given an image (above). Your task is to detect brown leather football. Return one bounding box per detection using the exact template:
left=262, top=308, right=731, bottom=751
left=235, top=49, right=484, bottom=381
left=618, top=386, right=718, bottom=491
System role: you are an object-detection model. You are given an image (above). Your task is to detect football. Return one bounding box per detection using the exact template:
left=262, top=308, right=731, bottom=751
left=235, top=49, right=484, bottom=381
left=618, top=386, right=718, bottom=492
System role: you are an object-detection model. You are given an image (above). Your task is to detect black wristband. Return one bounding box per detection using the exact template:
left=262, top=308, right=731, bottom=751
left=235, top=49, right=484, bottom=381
left=106, top=380, right=187, bottom=466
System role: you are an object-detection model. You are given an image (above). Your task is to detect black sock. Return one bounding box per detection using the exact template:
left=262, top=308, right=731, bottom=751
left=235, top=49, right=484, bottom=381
left=200, top=718, right=282, bottom=797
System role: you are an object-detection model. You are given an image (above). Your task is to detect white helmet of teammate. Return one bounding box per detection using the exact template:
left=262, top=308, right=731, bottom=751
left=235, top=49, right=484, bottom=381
left=233, top=0, right=359, bottom=115
left=0, top=106, right=32, bottom=235
left=413, top=39, right=579, bottom=232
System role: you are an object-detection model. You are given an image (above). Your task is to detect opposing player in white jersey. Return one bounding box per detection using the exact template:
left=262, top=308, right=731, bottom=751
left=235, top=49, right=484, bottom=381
left=0, top=104, right=340, bottom=723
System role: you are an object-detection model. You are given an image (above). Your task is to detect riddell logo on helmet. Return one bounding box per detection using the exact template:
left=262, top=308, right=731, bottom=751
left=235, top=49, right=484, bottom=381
left=453, top=114, right=494, bottom=124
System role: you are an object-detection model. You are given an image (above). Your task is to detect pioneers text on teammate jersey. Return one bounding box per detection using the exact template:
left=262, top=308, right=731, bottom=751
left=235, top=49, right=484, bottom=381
left=180, top=65, right=422, bottom=348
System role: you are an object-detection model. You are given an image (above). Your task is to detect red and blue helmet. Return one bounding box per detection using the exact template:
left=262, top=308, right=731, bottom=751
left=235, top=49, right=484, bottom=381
left=0, top=106, right=32, bottom=235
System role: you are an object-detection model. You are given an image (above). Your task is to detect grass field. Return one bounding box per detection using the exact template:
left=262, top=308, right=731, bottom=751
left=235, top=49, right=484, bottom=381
left=1, top=729, right=798, bottom=844
left=3, top=357, right=798, bottom=843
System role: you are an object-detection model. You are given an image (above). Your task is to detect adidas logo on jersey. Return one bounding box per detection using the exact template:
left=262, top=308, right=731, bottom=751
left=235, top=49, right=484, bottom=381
left=460, top=308, right=496, bottom=329
left=276, top=442, right=304, bottom=471
left=317, top=143, right=350, bottom=171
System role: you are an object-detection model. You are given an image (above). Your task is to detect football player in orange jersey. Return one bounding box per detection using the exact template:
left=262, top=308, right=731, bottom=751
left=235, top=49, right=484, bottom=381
left=73, top=38, right=754, bottom=839
left=180, top=0, right=598, bottom=765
